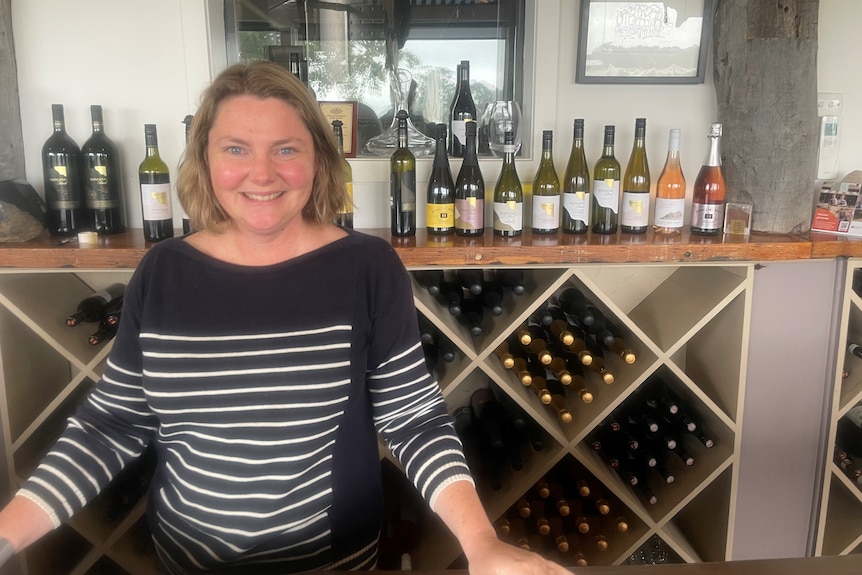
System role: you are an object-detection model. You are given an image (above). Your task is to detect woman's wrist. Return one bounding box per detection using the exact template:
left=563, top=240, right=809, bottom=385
left=0, top=536, right=15, bottom=567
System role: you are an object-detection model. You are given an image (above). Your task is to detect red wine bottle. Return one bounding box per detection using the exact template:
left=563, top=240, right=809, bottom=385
left=43, top=104, right=84, bottom=236
left=66, top=283, right=126, bottom=326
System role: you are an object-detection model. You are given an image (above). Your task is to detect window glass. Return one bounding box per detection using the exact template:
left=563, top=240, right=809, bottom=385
left=225, top=0, right=526, bottom=158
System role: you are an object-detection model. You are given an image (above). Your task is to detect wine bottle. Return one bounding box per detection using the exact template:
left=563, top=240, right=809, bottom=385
left=493, top=131, right=524, bottom=237
left=562, top=118, right=590, bottom=234
left=66, top=283, right=126, bottom=326
left=495, top=269, right=526, bottom=295
left=426, top=123, right=455, bottom=234
left=591, top=125, right=621, bottom=234
left=181, top=115, right=194, bottom=234
left=88, top=318, right=119, bottom=345
left=690, top=122, right=726, bottom=235
left=331, top=119, right=354, bottom=229
left=458, top=297, right=484, bottom=337
left=390, top=110, right=417, bottom=237
left=82, top=105, right=124, bottom=235
left=436, top=280, right=464, bottom=316
left=43, top=104, right=84, bottom=236
left=654, top=128, right=686, bottom=235
left=848, top=343, right=862, bottom=359
left=620, top=118, right=650, bottom=234
left=479, top=280, right=505, bottom=316
left=558, top=286, right=595, bottom=327
left=414, top=269, right=444, bottom=296
left=457, top=269, right=484, bottom=296
left=454, top=121, right=485, bottom=236
left=532, top=130, right=561, bottom=234
left=470, top=387, right=507, bottom=452
left=453, top=406, right=504, bottom=491
left=138, top=124, right=174, bottom=242
left=449, top=60, right=477, bottom=157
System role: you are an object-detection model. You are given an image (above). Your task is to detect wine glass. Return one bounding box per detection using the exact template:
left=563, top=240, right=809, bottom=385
left=487, top=100, right=522, bottom=157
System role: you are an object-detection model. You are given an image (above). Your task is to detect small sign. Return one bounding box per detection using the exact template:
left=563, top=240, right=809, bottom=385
left=318, top=101, right=358, bottom=157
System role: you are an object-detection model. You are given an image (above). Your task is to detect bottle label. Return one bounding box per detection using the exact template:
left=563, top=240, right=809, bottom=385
left=391, top=173, right=416, bottom=211
left=593, top=179, right=619, bottom=213
left=563, top=191, right=590, bottom=225
left=532, top=195, right=560, bottom=230
left=140, top=182, right=173, bottom=220
left=427, top=203, right=455, bottom=228
left=691, top=202, right=724, bottom=230
left=86, top=163, right=119, bottom=209
left=654, top=197, right=685, bottom=228
left=46, top=162, right=80, bottom=208
left=621, top=191, right=650, bottom=227
left=455, top=197, right=484, bottom=230
left=493, top=200, right=523, bottom=232
left=451, top=120, right=467, bottom=148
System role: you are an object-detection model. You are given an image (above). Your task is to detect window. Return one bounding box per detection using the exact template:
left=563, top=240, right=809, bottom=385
left=225, top=0, right=527, bottom=158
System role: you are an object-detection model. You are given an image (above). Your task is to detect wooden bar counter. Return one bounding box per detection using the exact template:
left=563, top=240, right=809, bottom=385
left=1, top=227, right=855, bottom=269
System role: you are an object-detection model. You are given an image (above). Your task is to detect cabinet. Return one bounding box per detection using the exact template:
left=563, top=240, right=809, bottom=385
left=0, top=229, right=820, bottom=574
left=815, top=258, right=862, bottom=556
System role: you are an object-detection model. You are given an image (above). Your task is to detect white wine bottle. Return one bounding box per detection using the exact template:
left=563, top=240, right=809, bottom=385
left=43, top=104, right=84, bottom=236
left=426, top=123, right=455, bottom=234
left=454, top=121, right=485, bottom=236
left=390, top=110, right=416, bottom=237
left=620, top=118, right=650, bottom=234
left=654, top=128, right=686, bottom=235
left=493, top=131, right=523, bottom=237
left=591, top=125, right=621, bottom=234
left=138, top=124, right=174, bottom=242
left=532, top=130, right=561, bottom=234
left=82, top=105, right=124, bottom=235
left=331, top=119, right=354, bottom=229
left=562, top=118, right=590, bottom=234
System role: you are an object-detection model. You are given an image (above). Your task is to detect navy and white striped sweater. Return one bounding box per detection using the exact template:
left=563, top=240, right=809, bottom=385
left=19, top=231, right=472, bottom=574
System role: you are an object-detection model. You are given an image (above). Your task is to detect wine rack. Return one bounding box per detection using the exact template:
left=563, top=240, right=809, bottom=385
left=0, top=258, right=753, bottom=574
left=815, top=259, right=862, bottom=556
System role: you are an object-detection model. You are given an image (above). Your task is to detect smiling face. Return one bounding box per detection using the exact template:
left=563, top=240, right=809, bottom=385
left=206, top=94, right=318, bottom=240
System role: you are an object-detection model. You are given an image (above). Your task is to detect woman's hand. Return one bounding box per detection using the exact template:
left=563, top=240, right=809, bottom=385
left=463, top=531, right=574, bottom=575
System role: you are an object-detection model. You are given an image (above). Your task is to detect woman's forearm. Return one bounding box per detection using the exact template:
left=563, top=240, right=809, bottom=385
left=431, top=479, right=499, bottom=559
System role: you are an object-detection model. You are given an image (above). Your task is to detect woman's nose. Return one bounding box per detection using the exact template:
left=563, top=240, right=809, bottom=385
left=248, top=154, right=276, bottom=184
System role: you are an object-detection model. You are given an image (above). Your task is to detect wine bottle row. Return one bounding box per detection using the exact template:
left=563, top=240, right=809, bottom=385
left=41, top=104, right=193, bottom=241
left=587, top=380, right=715, bottom=505
left=384, top=109, right=727, bottom=239
left=65, top=282, right=126, bottom=346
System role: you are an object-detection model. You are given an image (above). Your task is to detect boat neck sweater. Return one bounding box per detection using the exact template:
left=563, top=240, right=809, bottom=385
left=19, top=230, right=473, bottom=574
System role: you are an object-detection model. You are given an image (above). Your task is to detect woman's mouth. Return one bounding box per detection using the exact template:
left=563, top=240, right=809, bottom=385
left=242, top=191, right=284, bottom=201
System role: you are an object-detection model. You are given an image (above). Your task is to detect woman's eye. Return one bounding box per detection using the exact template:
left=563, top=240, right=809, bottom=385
left=278, top=147, right=294, bottom=156
left=227, top=146, right=243, bottom=154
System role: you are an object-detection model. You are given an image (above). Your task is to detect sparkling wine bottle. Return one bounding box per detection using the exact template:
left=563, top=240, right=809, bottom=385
left=690, top=122, right=726, bottom=235
left=455, top=121, right=485, bottom=236
left=426, top=123, right=455, bottom=234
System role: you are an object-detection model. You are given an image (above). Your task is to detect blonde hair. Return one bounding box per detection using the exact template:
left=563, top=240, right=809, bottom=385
left=177, top=60, right=348, bottom=232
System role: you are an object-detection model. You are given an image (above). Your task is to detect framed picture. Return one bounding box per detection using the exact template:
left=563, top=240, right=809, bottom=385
left=576, top=0, right=714, bottom=84
left=318, top=101, right=358, bottom=157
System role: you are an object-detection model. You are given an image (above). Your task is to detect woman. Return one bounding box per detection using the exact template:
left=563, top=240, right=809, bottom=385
left=0, top=61, right=571, bottom=575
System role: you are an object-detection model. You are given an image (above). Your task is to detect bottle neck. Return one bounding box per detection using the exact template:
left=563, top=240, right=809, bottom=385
left=397, top=125, right=408, bottom=149
left=92, top=121, right=104, bottom=134
left=704, top=135, right=721, bottom=167
left=434, top=135, right=448, bottom=166
left=463, top=134, right=478, bottom=164
left=145, top=134, right=160, bottom=157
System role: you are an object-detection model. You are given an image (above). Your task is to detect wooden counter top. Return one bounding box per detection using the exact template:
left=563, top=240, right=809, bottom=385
left=0, top=228, right=856, bottom=269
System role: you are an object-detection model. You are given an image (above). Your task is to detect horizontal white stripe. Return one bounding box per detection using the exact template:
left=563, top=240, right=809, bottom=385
left=152, top=400, right=347, bottom=416
left=146, top=379, right=349, bottom=398
left=144, top=341, right=349, bottom=359
left=141, top=325, right=351, bottom=342
left=159, top=424, right=339, bottom=447
left=164, top=436, right=336, bottom=468
left=143, top=360, right=350, bottom=379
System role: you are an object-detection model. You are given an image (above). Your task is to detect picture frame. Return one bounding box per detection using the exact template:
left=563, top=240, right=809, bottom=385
left=576, top=0, right=714, bottom=84
left=318, top=101, right=359, bottom=158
